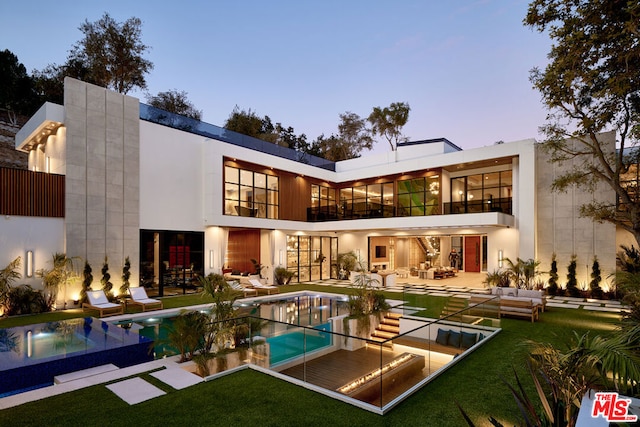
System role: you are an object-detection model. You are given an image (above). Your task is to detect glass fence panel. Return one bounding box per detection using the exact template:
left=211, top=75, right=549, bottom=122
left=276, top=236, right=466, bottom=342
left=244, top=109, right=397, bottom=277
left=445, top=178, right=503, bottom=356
left=191, top=295, right=499, bottom=412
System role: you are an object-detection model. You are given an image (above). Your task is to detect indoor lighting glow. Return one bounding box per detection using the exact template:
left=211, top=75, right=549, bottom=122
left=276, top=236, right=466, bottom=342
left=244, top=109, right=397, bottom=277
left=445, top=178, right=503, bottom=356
left=26, top=250, right=34, bottom=278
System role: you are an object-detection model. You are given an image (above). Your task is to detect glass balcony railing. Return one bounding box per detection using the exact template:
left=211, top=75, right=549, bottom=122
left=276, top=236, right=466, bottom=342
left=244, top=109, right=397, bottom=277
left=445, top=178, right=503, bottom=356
left=443, top=197, right=512, bottom=215
left=307, top=198, right=512, bottom=221
left=195, top=296, right=499, bottom=413
left=139, top=104, right=336, bottom=171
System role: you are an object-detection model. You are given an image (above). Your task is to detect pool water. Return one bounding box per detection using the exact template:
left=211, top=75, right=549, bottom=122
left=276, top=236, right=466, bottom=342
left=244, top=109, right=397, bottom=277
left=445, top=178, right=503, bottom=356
left=0, top=318, right=153, bottom=396
left=267, top=323, right=332, bottom=365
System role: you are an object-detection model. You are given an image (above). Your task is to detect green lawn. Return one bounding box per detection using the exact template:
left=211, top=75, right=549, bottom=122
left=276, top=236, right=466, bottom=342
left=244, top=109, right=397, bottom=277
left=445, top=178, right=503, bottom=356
left=0, top=284, right=622, bottom=426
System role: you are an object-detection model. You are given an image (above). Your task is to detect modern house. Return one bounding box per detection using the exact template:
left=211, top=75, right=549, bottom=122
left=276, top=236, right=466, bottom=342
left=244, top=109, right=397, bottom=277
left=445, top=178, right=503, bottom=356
left=0, top=78, right=627, bottom=305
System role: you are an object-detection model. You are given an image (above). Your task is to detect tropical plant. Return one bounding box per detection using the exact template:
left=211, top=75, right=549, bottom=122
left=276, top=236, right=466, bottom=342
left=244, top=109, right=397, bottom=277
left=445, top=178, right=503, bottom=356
left=504, top=257, right=541, bottom=289
left=0, top=257, right=22, bottom=314
left=37, top=253, right=77, bottom=307
left=589, top=257, right=604, bottom=300
left=617, top=244, right=640, bottom=274
left=101, top=257, right=114, bottom=300
left=200, top=273, right=239, bottom=353
left=120, top=256, right=131, bottom=296
left=5, top=285, right=50, bottom=316
left=165, top=310, right=209, bottom=362
left=274, top=267, right=295, bottom=285
left=81, top=260, right=92, bottom=304
left=250, top=258, right=263, bottom=277
left=565, top=255, right=580, bottom=297
left=460, top=331, right=640, bottom=427
left=483, top=269, right=510, bottom=288
left=548, top=252, right=559, bottom=295
left=345, top=259, right=390, bottom=337
left=337, top=251, right=358, bottom=279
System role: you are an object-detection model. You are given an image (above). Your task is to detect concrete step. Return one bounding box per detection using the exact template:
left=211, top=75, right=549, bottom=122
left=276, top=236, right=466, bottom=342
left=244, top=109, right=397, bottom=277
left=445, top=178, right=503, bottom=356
left=372, top=330, right=398, bottom=339
left=385, top=312, right=402, bottom=320
left=381, top=318, right=400, bottom=327
left=54, top=364, right=119, bottom=384
left=377, top=323, right=400, bottom=333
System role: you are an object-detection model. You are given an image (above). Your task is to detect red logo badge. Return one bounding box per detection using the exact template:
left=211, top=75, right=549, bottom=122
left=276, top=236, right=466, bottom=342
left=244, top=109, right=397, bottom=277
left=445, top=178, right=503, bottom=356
left=591, top=392, right=638, bottom=422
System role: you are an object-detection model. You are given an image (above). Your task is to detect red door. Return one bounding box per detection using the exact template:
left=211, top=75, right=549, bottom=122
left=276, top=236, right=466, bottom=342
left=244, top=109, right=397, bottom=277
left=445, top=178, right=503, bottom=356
left=464, top=236, right=481, bottom=272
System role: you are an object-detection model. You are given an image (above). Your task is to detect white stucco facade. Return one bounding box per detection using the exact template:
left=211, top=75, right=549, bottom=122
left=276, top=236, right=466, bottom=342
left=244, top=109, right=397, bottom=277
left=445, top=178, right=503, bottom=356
left=3, top=78, right=624, bottom=303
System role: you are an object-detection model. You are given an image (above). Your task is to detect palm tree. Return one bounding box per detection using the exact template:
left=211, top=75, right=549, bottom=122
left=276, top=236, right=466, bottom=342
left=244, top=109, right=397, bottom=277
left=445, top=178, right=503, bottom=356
left=0, top=257, right=22, bottom=315
left=37, top=253, right=76, bottom=307
left=523, top=332, right=640, bottom=426
left=505, top=257, right=541, bottom=289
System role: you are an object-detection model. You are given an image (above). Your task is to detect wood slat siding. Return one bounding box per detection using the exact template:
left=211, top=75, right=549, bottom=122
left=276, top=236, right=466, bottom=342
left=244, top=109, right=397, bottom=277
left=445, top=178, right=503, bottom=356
left=0, top=167, right=65, bottom=217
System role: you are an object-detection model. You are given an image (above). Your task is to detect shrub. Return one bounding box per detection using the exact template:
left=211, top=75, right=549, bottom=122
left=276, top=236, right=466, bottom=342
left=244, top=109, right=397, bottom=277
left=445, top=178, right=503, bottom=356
left=274, top=267, right=295, bottom=285
left=589, top=256, right=603, bottom=299
left=566, top=255, right=580, bottom=297
left=547, top=253, right=559, bottom=295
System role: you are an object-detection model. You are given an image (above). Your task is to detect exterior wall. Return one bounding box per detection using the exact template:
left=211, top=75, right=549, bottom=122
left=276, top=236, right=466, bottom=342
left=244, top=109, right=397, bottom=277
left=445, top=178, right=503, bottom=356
left=63, top=78, right=140, bottom=290
left=139, top=121, right=204, bottom=231
left=0, top=215, right=64, bottom=289
left=13, top=79, right=623, bottom=292
left=535, top=133, right=617, bottom=288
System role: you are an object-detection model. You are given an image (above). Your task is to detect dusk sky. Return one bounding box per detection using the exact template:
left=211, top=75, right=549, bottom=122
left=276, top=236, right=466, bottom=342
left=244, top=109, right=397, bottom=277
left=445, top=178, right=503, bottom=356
left=1, top=1, right=552, bottom=153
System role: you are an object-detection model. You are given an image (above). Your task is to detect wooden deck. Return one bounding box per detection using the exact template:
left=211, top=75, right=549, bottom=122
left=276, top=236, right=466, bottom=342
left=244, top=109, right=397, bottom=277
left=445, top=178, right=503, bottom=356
left=279, top=346, right=436, bottom=406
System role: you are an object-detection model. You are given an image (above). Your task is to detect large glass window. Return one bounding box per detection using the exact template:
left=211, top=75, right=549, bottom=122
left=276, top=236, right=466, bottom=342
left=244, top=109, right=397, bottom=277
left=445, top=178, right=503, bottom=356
left=397, top=176, right=440, bottom=216
left=224, top=166, right=279, bottom=218
left=447, top=170, right=512, bottom=214
left=286, top=235, right=338, bottom=282
left=310, top=184, right=337, bottom=220
left=337, top=182, right=394, bottom=219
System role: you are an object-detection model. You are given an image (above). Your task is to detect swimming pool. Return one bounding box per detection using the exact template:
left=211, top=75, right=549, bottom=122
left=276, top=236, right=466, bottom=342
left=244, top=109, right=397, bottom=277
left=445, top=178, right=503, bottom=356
left=110, top=293, right=349, bottom=359
left=267, top=322, right=332, bottom=365
left=0, top=318, right=153, bottom=396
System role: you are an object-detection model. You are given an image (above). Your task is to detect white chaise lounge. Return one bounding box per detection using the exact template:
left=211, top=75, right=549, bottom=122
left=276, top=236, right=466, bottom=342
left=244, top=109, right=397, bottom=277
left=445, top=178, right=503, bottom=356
left=128, top=287, right=163, bottom=312
left=83, top=290, right=124, bottom=317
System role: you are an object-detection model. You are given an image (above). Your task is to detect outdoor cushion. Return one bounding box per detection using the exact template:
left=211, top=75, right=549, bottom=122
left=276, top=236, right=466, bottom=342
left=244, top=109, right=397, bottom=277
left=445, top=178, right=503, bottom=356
left=447, top=330, right=461, bottom=348
left=460, top=331, right=477, bottom=349
left=435, top=328, right=449, bottom=346
left=88, top=290, right=109, bottom=306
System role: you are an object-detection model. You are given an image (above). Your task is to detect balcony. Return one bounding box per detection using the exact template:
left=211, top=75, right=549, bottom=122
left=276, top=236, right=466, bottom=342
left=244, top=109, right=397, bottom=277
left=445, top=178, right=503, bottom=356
left=307, top=197, right=512, bottom=222
left=443, top=197, right=512, bottom=215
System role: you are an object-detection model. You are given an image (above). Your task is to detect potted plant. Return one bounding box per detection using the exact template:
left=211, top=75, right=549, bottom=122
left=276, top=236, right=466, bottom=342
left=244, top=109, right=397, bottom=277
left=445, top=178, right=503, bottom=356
left=274, top=267, right=295, bottom=285
left=337, top=251, right=358, bottom=280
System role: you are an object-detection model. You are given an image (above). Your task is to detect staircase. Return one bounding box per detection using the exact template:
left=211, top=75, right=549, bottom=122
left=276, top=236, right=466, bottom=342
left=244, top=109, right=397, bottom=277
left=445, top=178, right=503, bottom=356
left=369, top=312, right=402, bottom=347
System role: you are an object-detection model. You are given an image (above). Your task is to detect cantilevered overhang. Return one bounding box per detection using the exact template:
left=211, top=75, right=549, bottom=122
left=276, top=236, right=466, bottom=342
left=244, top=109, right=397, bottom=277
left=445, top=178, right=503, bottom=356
left=15, top=102, right=64, bottom=152
left=210, top=211, right=515, bottom=233
left=306, top=211, right=516, bottom=233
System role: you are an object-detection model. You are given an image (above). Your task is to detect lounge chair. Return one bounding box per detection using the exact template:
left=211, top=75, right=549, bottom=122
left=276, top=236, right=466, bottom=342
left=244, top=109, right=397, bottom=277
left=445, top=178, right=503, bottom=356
left=83, top=290, right=124, bottom=317
left=128, top=287, right=163, bottom=312
left=229, top=280, right=258, bottom=297
left=248, top=279, right=279, bottom=295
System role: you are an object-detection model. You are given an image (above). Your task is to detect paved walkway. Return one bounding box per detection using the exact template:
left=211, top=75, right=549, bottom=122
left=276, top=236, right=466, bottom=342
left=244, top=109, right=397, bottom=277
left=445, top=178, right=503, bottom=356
left=0, top=356, right=203, bottom=410
left=304, top=273, right=627, bottom=313
left=1, top=274, right=627, bottom=408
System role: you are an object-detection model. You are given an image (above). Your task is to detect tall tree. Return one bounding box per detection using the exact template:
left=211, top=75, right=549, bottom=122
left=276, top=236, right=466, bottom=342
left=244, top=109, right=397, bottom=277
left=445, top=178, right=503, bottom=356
left=0, top=50, right=40, bottom=120
left=310, top=112, right=373, bottom=161
left=224, top=106, right=308, bottom=151
left=367, top=102, right=411, bottom=151
left=525, top=1, right=640, bottom=244
left=225, top=106, right=271, bottom=139
left=146, top=90, right=202, bottom=120
left=68, top=12, right=153, bottom=94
